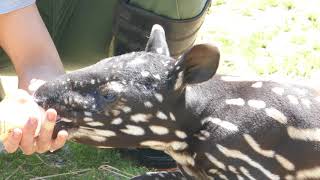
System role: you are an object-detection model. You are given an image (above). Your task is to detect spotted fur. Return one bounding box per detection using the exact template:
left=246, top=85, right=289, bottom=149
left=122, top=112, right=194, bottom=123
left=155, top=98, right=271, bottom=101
left=34, top=24, right=320, bottom=180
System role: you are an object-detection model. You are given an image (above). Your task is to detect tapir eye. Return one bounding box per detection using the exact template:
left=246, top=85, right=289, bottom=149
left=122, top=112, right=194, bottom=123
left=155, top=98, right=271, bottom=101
left=102, top=90, right=117, bottom=102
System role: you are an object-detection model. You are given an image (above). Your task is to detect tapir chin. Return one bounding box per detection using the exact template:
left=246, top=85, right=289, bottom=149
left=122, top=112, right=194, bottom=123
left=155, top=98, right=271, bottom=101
left=34, top=24, right=320, bottom=180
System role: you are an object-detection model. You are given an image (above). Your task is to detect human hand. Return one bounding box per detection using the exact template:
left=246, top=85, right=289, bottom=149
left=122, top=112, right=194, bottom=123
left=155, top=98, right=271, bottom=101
left=1, top=89, right=68, bottom=154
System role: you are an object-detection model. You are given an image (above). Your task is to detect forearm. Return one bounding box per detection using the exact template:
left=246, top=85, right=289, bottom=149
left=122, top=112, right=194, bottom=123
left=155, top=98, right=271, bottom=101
left=0, top=4, right=64, bottom=91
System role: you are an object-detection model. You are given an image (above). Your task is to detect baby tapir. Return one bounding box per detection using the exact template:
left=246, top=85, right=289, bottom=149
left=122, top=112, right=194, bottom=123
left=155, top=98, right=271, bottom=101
left=34, top=24, right=320, bottom=180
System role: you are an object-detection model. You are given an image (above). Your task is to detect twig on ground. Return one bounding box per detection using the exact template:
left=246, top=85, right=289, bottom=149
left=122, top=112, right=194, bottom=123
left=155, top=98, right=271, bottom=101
left=29, top=168, right=92, bottom=180
left=5, top=161, right=26, bottom=180
left=99, top=164, right=134, bottom=179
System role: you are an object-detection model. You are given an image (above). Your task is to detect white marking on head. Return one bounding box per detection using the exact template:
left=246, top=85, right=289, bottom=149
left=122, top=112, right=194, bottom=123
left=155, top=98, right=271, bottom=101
left=175, top=130, right=187, bottom=139
left=265, top=108, right=288, bottom=124
left=204, top=152, right=226, bottom=170
left=301, top=98, right=311, bottom=109
left=272, top=87, right=285, bottom=96
left=154, top=93, right=164, bottom=102
left=91, top=79, right=95, bottom=85
left=287, top=95, right=299, bottom=105
left=84, top=111, right=92, bottom=117
left=111, top=118, right=122, bottom=125
left=202, top=117, right=239, bottom=131
left=83, top=117, right=93, bottom=122
left=156, top=111, right=168, bottom=120
left=120, top=125, right=145, bottom=136
left=208, top=169, right=218, bottom=175
left=287, top=126, right=320, bottom=142
left=141, top=71, right=150, bottom=77
left=86, top=122, right=104, bottom=127
left=149, top=125, right=169, bottom=135
left=248, top=99, right=266, bottom=109
left=156, top=48, right=163, bottom=54
left=225, top=98, right=245, bottom=106
left=251, top=82, right=263, bottom=88
left=174, top=71, right=184, bottom=90
left=128, top=57, right=145, bottom=65
left=144, top=101, right=153, bottom=108
left=217, top=144, right=280, bottom=180
left=109, top=81, right=124, bottom=92
left=153, top=74, right=161, bottom=80
left=130, top=113, right=151, bottom=123
left=243, top=134, right=275, bottom=157
left=61, top=118, right=73, bottom=123
left=94, top=129, right=116, bottom=137
left=121, top=106, right=132, bottom=113
left=275, top=154, right=295, bottom=171
left=169, top=112, right=176, bottom=121
left=111, top=110, right=121, bottom=117
left=296, top=166, right=320, bottom=179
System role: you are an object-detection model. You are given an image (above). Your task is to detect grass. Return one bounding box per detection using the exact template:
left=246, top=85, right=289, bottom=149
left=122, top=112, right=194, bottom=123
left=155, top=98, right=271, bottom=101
left=1, top=0, right=320, bottom=179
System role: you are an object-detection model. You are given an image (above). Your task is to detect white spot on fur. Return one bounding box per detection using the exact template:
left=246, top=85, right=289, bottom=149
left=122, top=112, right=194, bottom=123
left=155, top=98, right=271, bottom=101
left=243, top=134, right=275, bottom=157
left=202, top=117, right=238, bottom=131
left=156, top=48, right=163, bottom=54
left=225, top=98, right=245, bottom=106
left=86, top=122, right=104, bottom=127
left=251, top=82, right=263, bottom=88
left=83, top=117, right=93, bottom=122
left=121, top=106, right=132, bottom=113
left=130, top=113, right=151, bottom=123
left=248, top=99, right=266, bottom=109
left=169, top=112, right=176, bottom=121
left=239, top=166, right=255, bottom=180
left=156, top=111, right=168, bottom=120
left=316, top=96, right=320, bottom=102
left=154, top=93, right=163, bottom=102
left=144, top=101, right=153, bottom=108
left=228, top=165, right=238, bottom=174
left=84, top=111, right=92, bottom=117
left=208, top=169, right=218, bottom=175
left=111, top=118, right=122, bottom=125
left=88, top=135, right=107, bottom=142
left=60, top=118, right=72, bottom=123
left=140, top=140, right=167, bottom=151
left=287, top=126, right=320, bottom=142
left=265, top=108, right=288, bottom=124
left=111, top=110, right=121, bottom=117
left=91, top=79, right=95, bottom=84
left=287, top=95, right=299, bottom=105
left=120, top=125, right=145, bottom=136
left=94, top=129, right=116, bottom=137
left=275, top=154, right=295, bottom=171
left=301, top=98, right=311, bottom=109
left=293, top=88, right=308, bottom=96
left=174, top=71, right=184, bottom=90
left=296, top=166, right=320, bottom=179
left=64, top=98, right=68, bottom=105
left=217, top=144, right=280, bottom=180
left=205, top=152, right=226, bottom=170
left=153, top=74, right=161, bottom=80
left=175, top=130, right=187, bottom=139
left=149, top=125, right=169, bottom=135
left=141, top=71, right=150, bottom=77
left=170, top=141, right=188, bottom=151
left=272, top=87, right=285, bottom=95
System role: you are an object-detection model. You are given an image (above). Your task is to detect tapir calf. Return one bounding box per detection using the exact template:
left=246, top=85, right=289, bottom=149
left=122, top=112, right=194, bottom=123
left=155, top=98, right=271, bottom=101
left=34, top=24, right=320, bottom=180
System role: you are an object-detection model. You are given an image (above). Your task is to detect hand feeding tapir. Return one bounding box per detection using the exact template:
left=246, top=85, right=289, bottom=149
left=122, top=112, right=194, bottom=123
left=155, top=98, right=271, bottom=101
left=34, top=24, right=320, bottom=180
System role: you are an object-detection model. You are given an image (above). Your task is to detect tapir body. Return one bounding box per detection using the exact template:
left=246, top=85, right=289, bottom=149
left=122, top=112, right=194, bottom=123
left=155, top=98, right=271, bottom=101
left=34, top=25, right=320, bottom=180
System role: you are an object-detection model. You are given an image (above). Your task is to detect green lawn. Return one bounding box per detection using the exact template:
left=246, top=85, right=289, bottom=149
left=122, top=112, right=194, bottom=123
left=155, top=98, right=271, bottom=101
left=1, top=0, right=320, bottom=179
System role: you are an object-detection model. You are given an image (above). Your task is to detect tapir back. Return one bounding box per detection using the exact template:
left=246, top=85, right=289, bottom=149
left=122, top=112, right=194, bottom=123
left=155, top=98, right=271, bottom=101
left=186, top=75, right=320, bottom=179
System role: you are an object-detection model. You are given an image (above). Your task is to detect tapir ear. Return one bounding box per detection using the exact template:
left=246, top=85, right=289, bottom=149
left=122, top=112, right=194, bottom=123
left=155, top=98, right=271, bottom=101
left=175, top=44, right=220, bottom=84
left=145, top=24, right=170, bottom=56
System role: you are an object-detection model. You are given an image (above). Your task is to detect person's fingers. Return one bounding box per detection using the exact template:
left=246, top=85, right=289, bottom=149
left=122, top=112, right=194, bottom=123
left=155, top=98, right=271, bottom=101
left=3, top=128, right=22, bottom=153
left=50, top=130, right=68, bottom=152
left=20, top=117, right=38, bottom=155
left=36, top=109, right=57, bottom=153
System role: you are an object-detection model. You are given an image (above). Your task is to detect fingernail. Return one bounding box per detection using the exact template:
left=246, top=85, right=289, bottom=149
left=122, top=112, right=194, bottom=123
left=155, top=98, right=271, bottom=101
left=12, top=128, right=21, bottom=138
left=28, top=118, right=37, bottom=126
left=47, top=112, right=56, bottom=121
